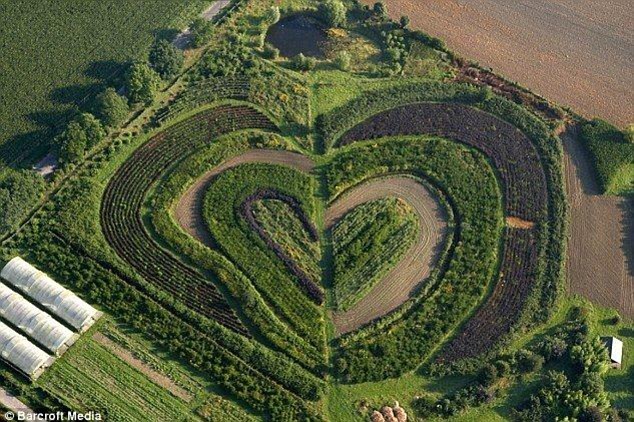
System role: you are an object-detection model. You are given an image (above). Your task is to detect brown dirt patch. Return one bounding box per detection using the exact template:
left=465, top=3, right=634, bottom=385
left=364, top=0, right=634, bottom=126
left=93, top=333, right=193, bottom=402
left=506, top=216, right=535, bottom=229
left=562, top=126, right=633, bottom=318
left=327, top=177, right=448, bottom=335
left=174, top=149, right=316, bottom=247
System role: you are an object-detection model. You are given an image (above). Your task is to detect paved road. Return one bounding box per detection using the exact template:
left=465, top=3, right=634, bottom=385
left=369, top=0, right=634, bottom=126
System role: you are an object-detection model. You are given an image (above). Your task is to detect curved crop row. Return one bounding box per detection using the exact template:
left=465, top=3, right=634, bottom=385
left=336, top=102, right=549, bottom=363
left=240, top=189, right=323, bottom=304
left=328, top=138, right=503, bottom=382
left=101, top=105, right=276, bottom=335
left=203, top=163, right=325, bottom=348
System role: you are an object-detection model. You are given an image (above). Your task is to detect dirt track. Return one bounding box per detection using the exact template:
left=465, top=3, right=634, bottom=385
left=327, top=177, right=448, bottom=335
left=563, top=127, right=633, bottom=318
left=366, top=0, right=634, bottom=126
left=175, top=152, right=448, bottom=333
left=174, top=149, right=316, bottom=247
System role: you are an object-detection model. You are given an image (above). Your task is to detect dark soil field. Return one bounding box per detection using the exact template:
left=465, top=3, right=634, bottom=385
left=365, top=0, right=634, bottom=126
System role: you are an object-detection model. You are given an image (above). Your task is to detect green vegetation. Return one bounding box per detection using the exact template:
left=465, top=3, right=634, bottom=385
left=149, top=39, right=184, bottom=80
left=124, top=62, right=161, bottom=105
left=252, top=199, right=322, bottom=283
left=40, top=340, right=193, bottom=421
left=203, top=163, right=324, bottom=349
left=333, top=198, right=419, bottom=310
left=94, top=88, right=130, bottom=128
left=0, top=170, right=45, bottom=235
left=0, top=0, right=208, bottom=166
left=580, top=119, right=634, bottom=195
left=328, top=138, right=502, bottom=382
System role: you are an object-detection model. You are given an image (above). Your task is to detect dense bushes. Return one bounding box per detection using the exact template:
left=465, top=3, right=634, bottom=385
left=203, top=164, right=325, bottom=348
left=333, top=198, right=418, bottom=310
left=149, top=39, right=184, bottom=79
left=580, top=119, right=634, bottom=195
left=329, top=138, right=502, bottom=382
left=0, top=170, right=45, bottom=236
left=318, top=0, right=347, bottom=28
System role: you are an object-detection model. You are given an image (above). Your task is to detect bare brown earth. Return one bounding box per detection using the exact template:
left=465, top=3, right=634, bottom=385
left=175, top=149, right=316, bottom=246
left=93, top=333, right=193, bottom=402
left=175, top=152, right=448, bottom=334
left=563, top=126, right=633, bottom=318
left=365, top=0, right=634, bottom=126
left=326, top=177, right=448, bottom=335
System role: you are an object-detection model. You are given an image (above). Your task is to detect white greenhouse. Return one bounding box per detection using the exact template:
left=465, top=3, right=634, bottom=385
left=0, top=320, right=54, bottom=380
left=0, top=257, right=100, bottom=332
left=0, top=283, right=78, bottom=355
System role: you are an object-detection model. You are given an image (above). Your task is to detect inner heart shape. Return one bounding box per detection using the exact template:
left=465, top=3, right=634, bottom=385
left=174, top=149, right=448, bottom=335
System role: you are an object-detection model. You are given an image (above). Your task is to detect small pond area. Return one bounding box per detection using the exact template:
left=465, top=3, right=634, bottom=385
left=265, top=15, right=328, bottom=58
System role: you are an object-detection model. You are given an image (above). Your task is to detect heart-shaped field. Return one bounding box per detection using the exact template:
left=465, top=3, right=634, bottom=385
left=173, top=149, right=448, bottom=335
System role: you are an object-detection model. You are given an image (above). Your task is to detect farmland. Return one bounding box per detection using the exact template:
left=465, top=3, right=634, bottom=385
left=0, top=0, right=630, bottom=421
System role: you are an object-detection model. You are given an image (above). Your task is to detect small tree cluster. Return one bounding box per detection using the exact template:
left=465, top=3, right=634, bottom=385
left=148, top=39, right=184, bottom=80
left=318, top=0, right=347, bottom=28
left=290, top=53, right=317, bottom=71
left=56, top=113, right=105, bottom=164
left=94, top=88, right=129, bottom=127
left=124, top=61, right=161, bottom=105
left=189, top=17, right=214, bottom=48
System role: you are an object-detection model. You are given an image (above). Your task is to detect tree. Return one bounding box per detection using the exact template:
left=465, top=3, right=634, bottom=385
left=74, top=113, right=105, bottom=149
left=262, top=43, right=280, bottom=60
left=149, top=39, right=184, bottom=79
left=57, top=121, right=88, bottom=164
left=400, top=15, right=410, bottom=28
left=570, top=337, right=609, bottom=375
left=94, top=88, right=129, bottom=127
left=373, top=2, right=388, bottom=18
left=124, top=61, right=160, bottom=105
left=291, top=53, right=317, bottom=71
left=190, top=17, right=214, bottom=48
left=333, top=50, right=351, bottom=71
left=319, top=0, right=347, bottom=28
left=479, top=364, right=498, bottom=385
left=265, top=6, right=281, bottom=25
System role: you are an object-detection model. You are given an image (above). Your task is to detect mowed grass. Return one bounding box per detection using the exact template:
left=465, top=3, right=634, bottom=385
left=0, top=0, right=208, bottom=166
left=39, top=338, right=194, bottom=421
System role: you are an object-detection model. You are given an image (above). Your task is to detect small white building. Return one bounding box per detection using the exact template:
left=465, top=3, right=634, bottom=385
left=602, top=336, right=623, bottom=369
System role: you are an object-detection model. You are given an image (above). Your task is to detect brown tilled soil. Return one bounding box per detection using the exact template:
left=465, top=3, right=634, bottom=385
left=93, top=333, right=193, bottom=402
left=365, top=0, right=634, bottom=126
left=562, top=126, right=633, bottom=318
left=327, top=177, right=448, bottom=335
left=174, top=149, right=316, bottom=247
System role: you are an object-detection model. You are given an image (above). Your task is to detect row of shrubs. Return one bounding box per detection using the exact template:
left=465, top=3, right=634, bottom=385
left=580, top=119, right=634, bottom=195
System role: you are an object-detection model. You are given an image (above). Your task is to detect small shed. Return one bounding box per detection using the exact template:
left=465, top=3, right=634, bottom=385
left=602, top=337, right=623, bottom=369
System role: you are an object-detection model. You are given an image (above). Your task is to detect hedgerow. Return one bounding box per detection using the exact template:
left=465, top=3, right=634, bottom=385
left=148, top=132, right=326, bottom=371
left=328, top=137, right=503, bottom=382
left=203, top=164, right=325, bottom=348
left=580, top=119, right=634, bottom=195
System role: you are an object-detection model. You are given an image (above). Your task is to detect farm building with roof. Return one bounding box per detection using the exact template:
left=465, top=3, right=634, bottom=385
left=0, top=282, right=78, bottom=355
left=602, top=336, right=623, bottom=369
left=0, top=320, right=54, bottom=380
left=0, top=257, right=100, bottom=332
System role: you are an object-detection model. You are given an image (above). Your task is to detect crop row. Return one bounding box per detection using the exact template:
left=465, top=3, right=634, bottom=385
left=202, top=163, right=325, bottom=349
left=441, top=228, right=539, bottom=361
left=328, top=138, right=502, bottom=382
left=240, top=189, right=323, bottom=304
left=339, top=102, right=547, bottom=222
left=13, top=228, right=322, bottom=420
left=101, top=105, right=276, bottom=335
left=337, top=102, right=549, bottom=364
left=155, top=76, right=251, bottom=123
